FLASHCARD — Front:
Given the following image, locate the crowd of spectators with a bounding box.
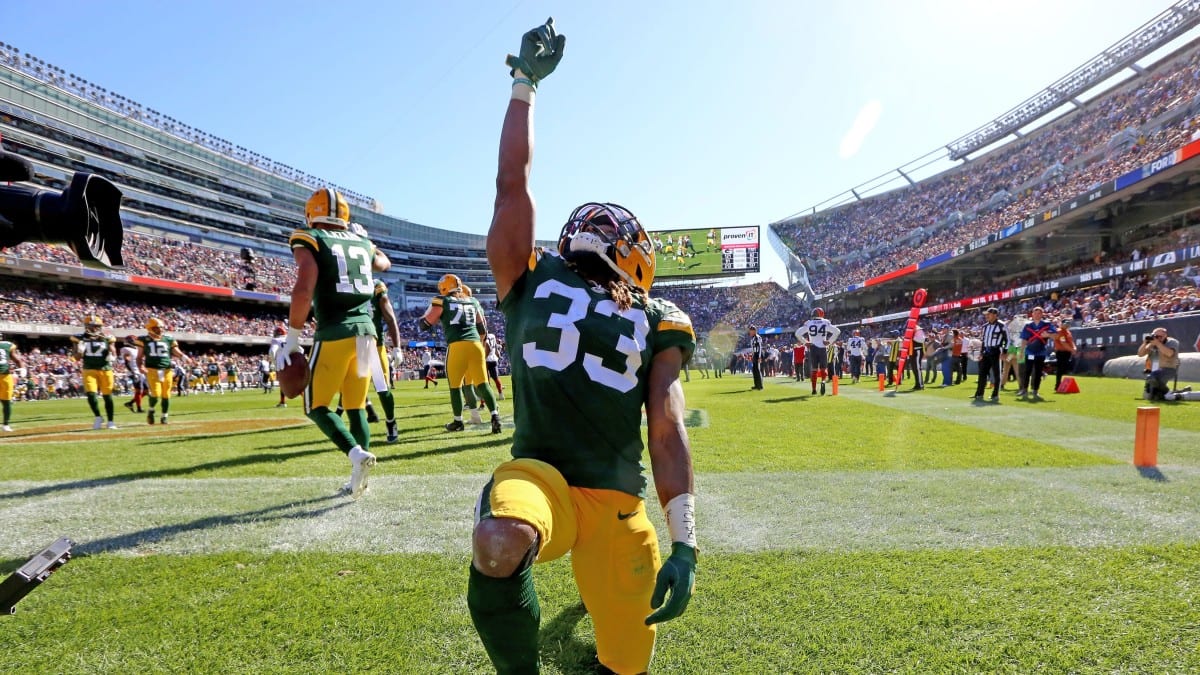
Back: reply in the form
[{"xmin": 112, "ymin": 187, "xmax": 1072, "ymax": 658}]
[
  {"xmin": 774, "ymin": 42, "xmax": 1200, "ymax": 294},
  {"xmin": 8, "ymin": 230, "xmax": 296, "ymax": 293}
]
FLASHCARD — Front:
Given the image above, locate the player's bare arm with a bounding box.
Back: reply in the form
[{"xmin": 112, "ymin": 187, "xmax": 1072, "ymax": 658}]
[
  {"xmin": 486, "ymin": 90, "xmax": 536, "ymax": 302},
  {"xmin": 646, "ymin": 346, "xmax": 695, "ymax": 505},
  {"xmin": 371, "ymin": 245, "xmax": 391, "ymax": 273},
  {"xmin": 419, "ymin": 303, "xmax": 443, "ymax": 331},
  {"xmin": 290, "ymin": 247, "xmax": 318, "ymax": 330},
  {"xmin": 381, "ymin": 297, "xmax": 402, "ymax": 349}
]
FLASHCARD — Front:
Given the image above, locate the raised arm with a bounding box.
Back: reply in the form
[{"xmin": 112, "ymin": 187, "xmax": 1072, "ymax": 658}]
[{"xmin": 487, "ymin": 18, "xmax": 565, "ymax": 302}]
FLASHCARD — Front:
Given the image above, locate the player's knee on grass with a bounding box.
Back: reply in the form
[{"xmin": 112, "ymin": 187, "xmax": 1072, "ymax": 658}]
[{"xmin": 472, "ymin": 517, "xmax": 538, "ymax": 578}]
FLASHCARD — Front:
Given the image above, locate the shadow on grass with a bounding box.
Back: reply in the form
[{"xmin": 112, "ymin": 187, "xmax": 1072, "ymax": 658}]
[
  {"xmin": 1137, "ymin": 466, "xmax": 1168, "ymax": 482},
  {"xmin": 146, "ymin": 425, "xmax": 311, "ymax": 445},
  {"xmin": 541, "ymin": 600, "xmax": 604, "ymax": 674},
  {"xmin": 378, "ymin": 436, "xmax": 511, "ymax": 464},
  {"xmin": 75, "ymin": 493, "xmax": 349, "ymax": 555},
  {"xmin": 0, "ymin": 447, "xmax": 331, "ymax": 502},
  {"xmin": 763, "ymin": 396, "xmax": 811, "ymax": 404}
]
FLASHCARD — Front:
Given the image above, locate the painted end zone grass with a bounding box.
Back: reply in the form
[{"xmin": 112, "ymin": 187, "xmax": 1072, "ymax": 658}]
[{"xmin": 3, "ymin": 547, "xmax": 1198, "ymax": 673}]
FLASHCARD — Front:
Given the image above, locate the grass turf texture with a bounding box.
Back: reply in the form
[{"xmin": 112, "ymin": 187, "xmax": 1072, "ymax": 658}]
[{"xmin": 2, "ymin": 374, "xmax": 1199, "ymax": 672}]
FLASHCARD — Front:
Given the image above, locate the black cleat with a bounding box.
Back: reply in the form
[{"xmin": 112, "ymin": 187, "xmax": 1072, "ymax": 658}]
[
  {"xmin": 386, "ymin": 421, "xmax": 399, "ymax": 443},
  {"xmin": 444, "ymin": 419, "xmax": 465, "ymax": 432},
  {"xmin": 123, "ymin": 400, "xmax": 135, "ymax": 411},
  {"xmin": 147, "ymin": 410, "xmax": 155, "ymax": 425},
  {"xmin": 491, "ymin": 416, "xmax": 502, "ymax": 434},
  {"xmin": 366, "ymin": 409, "xmax": 380, "ymax": 424}
]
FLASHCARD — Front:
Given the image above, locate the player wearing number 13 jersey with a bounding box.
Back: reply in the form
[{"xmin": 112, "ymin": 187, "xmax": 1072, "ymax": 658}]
[
  {"xmin": 282, "ymin": 188, "xmax": 391, "ymax": 500},
  {"xmin": 469, "ymin": 24, "xmax": 698, "ymax": 674}
]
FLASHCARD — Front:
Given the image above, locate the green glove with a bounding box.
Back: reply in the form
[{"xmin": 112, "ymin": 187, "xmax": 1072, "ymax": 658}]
[
  {"xmin": 645, "ymin": 542, "xmax": 697, "ymax": 625},
  {"xmin": 506, "ymin": 17, "xmax": 566, "ymax": 84}
]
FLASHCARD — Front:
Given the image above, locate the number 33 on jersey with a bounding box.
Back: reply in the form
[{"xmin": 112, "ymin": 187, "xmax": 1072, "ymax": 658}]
[{"xmin": 502, "ymin": 249, "xmax": 696, "ymax": 494}]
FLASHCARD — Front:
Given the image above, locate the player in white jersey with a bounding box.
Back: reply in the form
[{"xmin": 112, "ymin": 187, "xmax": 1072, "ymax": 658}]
[
  {"xmin": 484, "ymin": 332, "xmax": 505, "ymax": 400},
  {"xmin": 119, "ymin": 336, "xmax": 147, "ymax": 413},
  {"xmin": 796, "ymin": 307, "xmax": 841, "ymax": 395},
  {"xmin": 267, "ymin": 325, "xmax": 287, "ymax": 407},
  {"xmin": 846, "ymin": 330, "xmax": 867, "ymax": 384}
]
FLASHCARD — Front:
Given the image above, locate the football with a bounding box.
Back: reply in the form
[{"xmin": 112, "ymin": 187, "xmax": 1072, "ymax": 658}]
[{"xmin": 278, "ymin": 356, "xmax": 310, "ymax": 399}]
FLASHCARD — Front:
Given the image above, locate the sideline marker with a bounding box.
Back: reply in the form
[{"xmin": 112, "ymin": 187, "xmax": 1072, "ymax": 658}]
[{"xmin": 1134, "ymin": 406, "xmax": 1160, "ymax": 467}]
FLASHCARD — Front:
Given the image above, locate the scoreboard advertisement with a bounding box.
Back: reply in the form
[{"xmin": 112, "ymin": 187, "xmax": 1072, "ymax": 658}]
[{"xmin": 648, "ymin": 226, "xmax": 760, "ymax": 281}]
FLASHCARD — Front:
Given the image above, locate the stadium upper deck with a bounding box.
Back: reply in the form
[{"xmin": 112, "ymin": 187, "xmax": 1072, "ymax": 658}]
[
  {"xmin": 0, "ymin": 41, "xmax": 496, "ymax": 306},
  {"xmin": 770, "ymin": 1, "xmax": 1200, "ymax": 305}
]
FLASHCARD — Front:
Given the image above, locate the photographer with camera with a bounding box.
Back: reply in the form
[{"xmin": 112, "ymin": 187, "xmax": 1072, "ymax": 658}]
[{"xmin": 1137, "ymin": 327, "xmax": 1180, "ymax": 401}]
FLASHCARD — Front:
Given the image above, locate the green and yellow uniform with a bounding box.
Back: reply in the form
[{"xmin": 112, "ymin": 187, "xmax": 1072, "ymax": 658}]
[
  {"xmin": 433, "ymin": 292, "xmax": 487, "ymax": 388},
  {"xmin": 477, "ymin": 249, "xmax": 695, "ymax": 672},
  {"xmin": 226, "ymin": 362, "xmax": 239, "ymax": 386},
  {"xmin": 138, "ymin": 334, "xmax": 178, "ymax": 399},
  {"xmin": 72, "ymin": 333, "xmax": 116, "ymax": 395},
  {"xmin": 205, "ymin": 361, "xmax": 221, "ymax": 387},
  {"xmin": 289, "ymin": 226, "xmax": 377, "ymax": 412},
  {"xmin": 0, "ymin": 340, "xmax": 16, "ymax": 401},
  {"xmin": 371, "ymin": 280, "xmax": 392, "ymax": 385}
]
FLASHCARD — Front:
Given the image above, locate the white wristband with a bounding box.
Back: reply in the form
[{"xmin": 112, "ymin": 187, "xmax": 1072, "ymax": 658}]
[{"xmin": 664, "ymin": 493, "xmax": 697, "ymax": 548}]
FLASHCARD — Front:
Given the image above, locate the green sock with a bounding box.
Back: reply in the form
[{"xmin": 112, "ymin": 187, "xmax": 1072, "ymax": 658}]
[
  {"xmin": 148, "ymin": 396, "xmax": 158, "ymax": 411},
  {"xmin": 162, "ymin": 398, "xmax": 170, "ymax": 415},
  {"xmin": 306, "ymin": 406, "xmax": 356, "ymax": 453},
  {"xmin": 450, "ymin": 388, "xmax": 463, "ymax": 417},
  {"xmin": 468, "ymin": 565, "xmax": 540, "ymax": 675},
  {"xmin": 475, "ymin": 383, "xmax": 498, "ymax": 414},
  {"xmin": 463, "ymin": 384, "xmax": 478, "ymax": 409},
  {"xmin": 347, "ymin": 408, "xmax": 370, "ymax": 452},
  {"xmin": 377, "ymin": 390, "xmax": 395, "ymax": 422},
  {"xmin": 86, "ymin": 392, "xmax": 101, "ymax": 417},
  {"xmin": 103, "ymin": 395, "xmax": 114, "ymax": 421},
  {"xmin": 2, "ymin": 400, "xmax": 11, "ymax": 424}
]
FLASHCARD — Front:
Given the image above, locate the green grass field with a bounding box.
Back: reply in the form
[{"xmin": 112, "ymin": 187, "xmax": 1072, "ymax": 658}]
[{"xmin": 3, "ymin": 373, "xmax": 1200, "ymax": 673}]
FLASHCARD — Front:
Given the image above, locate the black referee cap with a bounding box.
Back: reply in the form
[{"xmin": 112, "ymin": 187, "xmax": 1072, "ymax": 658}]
[{"xmin": 984, "ymin": 307, "xmax": 999, "ymax": 315}]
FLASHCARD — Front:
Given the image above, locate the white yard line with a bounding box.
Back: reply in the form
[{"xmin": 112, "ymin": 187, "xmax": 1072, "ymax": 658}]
[{"xmin": 4, "ymin": 465, "xmax": 1198, "ymax": 557}]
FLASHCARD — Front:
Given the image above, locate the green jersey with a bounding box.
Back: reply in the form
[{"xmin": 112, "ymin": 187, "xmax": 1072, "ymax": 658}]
[
  {"xmin": 433, "ymin": 293, "xmax": 483, "ymax": 343},
  {"xmin": 289, "ymin": 227, "xmax": 377, "ymax": 342},
  {"xmin": 501, "ymin": 249, "xmax": 696, "ymax": 497},
  {"xmin": 206, "ymin": 362, "xmax": 220, "ymax": 377},
  {"xmin": 226, "ymin": 363, "xmax": 238, "ymax": 377},
  {"xmin": 138, "ymin": 334, "xmax": 177, "ymax": 370},
  {"xmin": 371, "ymin": 279, "xmax": 389, "ymax": 344},
  {"xmin": 72, "ymin": 333, "xmax": 115, "ymax": 371},
  {"xmin": 0, "ymin": 341, "xmax": 15, "ymax": 375}
]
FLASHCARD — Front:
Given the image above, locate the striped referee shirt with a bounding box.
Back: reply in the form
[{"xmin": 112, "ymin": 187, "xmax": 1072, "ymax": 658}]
[{"xmin": 980, "ymin": 321, "xmax": 1008, "ymax": 352}]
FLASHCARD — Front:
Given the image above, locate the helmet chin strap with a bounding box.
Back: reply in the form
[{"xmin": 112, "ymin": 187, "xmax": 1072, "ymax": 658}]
[{"xmin": 567, "ymin": 231, "xmax": 638, "ymax": 289}]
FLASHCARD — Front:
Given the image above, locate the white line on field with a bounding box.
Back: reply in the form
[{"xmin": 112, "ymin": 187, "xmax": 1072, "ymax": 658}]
[{"xmin": 3, "ymin": 465, "xmax": 1198, "ymax": 557}]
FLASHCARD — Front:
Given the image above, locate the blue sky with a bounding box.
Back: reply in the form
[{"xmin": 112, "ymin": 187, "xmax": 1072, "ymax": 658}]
[{"xmin": 5, "ymin": 1, "xmax": 1193, "ymax": 282}]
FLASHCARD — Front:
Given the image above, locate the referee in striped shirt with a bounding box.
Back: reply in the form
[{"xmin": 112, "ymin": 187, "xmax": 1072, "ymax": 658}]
[{"xmin": 973, "ymin": 307, "xmax": 1008, "ymax": 402}]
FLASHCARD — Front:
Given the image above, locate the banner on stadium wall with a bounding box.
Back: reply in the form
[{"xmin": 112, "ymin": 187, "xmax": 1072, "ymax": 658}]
[
  {"xmin": 408, "ymin": 340, "xmax": 439, "ymax": 348},
  {"xmin": 1070, "ymin": 314, "xmax": 1200, "ymax": 374},
  {"xmin": 859, "ymin": 242, "xmax": 1200, "ymax": 325},
  {"xmin": 758, "ymin": 327, "xmax": 787, "ymax": 335},
  {"xmin": 1, "ymin": 254, "xmax": 83, "ymax": 279},
  {"xmin": 836, "ymin": 137, "xmax": 1200, "ymax": 296}
]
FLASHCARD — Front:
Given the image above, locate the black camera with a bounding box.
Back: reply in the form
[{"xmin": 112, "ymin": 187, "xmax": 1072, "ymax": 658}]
[
  {"xmin": 0, "ymin": 149, "xmax": 125, "ymax": 269},
  {"xmin": 1145, "ymin": 334, "xmax": 1154, "ymax": 342},
  {"xmin": 0, "ymin": 537, "xmax": 73, "ymax": 614}
]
